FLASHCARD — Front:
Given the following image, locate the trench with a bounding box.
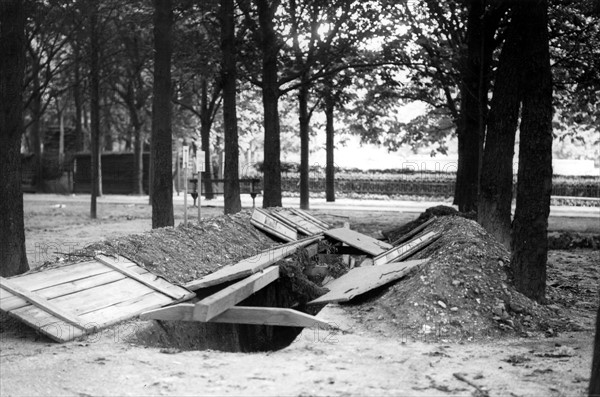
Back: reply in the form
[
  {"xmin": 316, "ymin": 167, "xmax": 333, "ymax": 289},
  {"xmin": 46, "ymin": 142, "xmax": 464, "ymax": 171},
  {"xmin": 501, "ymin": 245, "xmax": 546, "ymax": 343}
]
[{"xmin": 130, "ymin": 262, "xmax": 328, "ymax": 352}]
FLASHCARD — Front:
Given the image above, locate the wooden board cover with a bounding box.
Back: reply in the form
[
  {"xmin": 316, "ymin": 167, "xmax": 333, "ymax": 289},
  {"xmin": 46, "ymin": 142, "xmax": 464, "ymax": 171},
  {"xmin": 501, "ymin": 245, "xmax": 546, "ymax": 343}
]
[
  {"xmin": 308, "ymin": 259, "xmax": 428, "ymax": 304},
  {"xmin": 0, "ymin": 255, "xmax": 195, "ymax": 342},
  {"xmin": 324, "ymin": 228, "xmax": 393, "ymax": 256},
  {"xmin": 271, "ymin": 209, "xmax": 325, "ymax": 235},
  {"xmin": 184, "ymin": 235, "xmax": 322, "ymax": 290},
  {"xmin": 251, "ymin": 208, "xmax": 298, "ymax": 242}
]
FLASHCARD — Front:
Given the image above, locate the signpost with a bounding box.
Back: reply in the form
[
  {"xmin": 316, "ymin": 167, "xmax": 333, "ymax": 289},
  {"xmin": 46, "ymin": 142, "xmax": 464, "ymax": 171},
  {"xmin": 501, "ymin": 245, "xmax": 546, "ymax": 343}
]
[
  {"xmin": 182, "ymin": 145, "xmax": 189, "ymax": 224},
  {"xmin": 196, "ymin": 151, "xmax": 205, "ymax": 222}
]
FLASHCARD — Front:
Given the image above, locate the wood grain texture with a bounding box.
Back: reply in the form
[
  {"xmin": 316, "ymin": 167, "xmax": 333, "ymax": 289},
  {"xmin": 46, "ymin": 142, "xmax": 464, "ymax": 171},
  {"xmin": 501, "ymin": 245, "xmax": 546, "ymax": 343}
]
[
  {"xmin": 374, "ymin": 231, "xmax": 438, "ymax": 266},
  {"xmin": 251, "ymin": 208, "xmax": 297, "ymax": 241},
  {"xmin": 193, "ymin": 266, "xmax": 279, "ymax": 321},
  {"xmin": 309, "ymin": 259, "xmax": 428, "ymax": 304},
  {"xmin": 324, "ymin": 228, "xmax": 393, "ymax": 256}
]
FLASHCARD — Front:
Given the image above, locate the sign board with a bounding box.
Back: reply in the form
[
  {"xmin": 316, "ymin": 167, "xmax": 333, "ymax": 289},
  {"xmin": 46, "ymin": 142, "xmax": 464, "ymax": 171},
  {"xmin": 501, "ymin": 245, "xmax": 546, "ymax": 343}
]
[
  {"xmin": 196, "ymin": 150, "xmax": 205, "ymax": 172},
  {"xmin": 182, "ymin": 145, "xmax": 189, "ymax": 169}
]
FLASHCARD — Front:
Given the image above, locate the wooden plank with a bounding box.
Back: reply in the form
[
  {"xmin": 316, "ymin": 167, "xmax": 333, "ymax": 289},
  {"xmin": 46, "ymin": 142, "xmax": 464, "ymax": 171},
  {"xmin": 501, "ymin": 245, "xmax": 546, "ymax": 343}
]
[
  {"xmin": 78, "ymin": 291, "xmax": 173, "ymax": 327},
  {"xmin": 0, "ymin": 277, "xmax": 89, "ymax": 331},
  {"xmin": 272, "ymin": 209, "xmax": 324, "ymax": 235},
  {"xmin": 96, "ymin": 255, "xmax": 190, "ymax": 300},
  {"xmin": 290, "ymin": 208, "xmax": 330, "ymax": 230},
  {"xmin": 374, "ymin": 231, "xmax": 438, "ymax": 266},
  {"xmin": 391, "ymin": 232, "xmax": 440, "ymax": 263},
  {"xmin": 185, "ymin": 236, "xmax": 321, "ymax": 290},
  {"xmin": 193, "ymin": 267, "xmax": 279, "ymax": 321},
  {"xmin": 141, "ymin": 304, "xmax": 332, "ymax": 329},
  {"xmin": 324, "ymin": 228, "xmax": 393, "ymax": 256},
  {"xmin": 8, "ymin": 306, "xmax": 87, "ymax": 342},
  {"xmin": 391, "ymin": 217, "xmax": 437, "ymax": 246},
  {"xmin": 308, "ymin": 259, "xmax": 428, "ymax": 305},
  {"xmin": 251, "ymin": 209, "xmax": 298, "ymax": 241}
]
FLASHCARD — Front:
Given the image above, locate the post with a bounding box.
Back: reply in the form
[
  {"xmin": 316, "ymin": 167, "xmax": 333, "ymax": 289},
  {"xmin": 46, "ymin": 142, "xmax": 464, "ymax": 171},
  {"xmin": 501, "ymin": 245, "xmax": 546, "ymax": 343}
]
[
  {"xmin": 196, "ymin": 150, "xmax": 204, "ymax": 223},
  {"xmin": 182, "ymin": 145, "xmax": 188, "ymax": 224}
]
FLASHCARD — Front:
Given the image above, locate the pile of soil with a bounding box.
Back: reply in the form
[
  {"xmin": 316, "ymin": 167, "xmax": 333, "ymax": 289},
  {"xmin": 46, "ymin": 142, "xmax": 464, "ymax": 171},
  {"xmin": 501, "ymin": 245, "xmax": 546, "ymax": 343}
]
[
  {"xmin": 55, "ymin": 210, "xmax": 278, "ymax": 285},
  {"xmin": 348, "ymin": 216, "xmax": 593, "ymax": 342}
]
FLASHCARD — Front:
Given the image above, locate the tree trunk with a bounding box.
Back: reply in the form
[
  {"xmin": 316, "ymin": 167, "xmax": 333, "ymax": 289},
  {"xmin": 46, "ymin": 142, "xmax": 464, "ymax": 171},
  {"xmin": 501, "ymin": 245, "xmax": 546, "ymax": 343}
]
[
  {"xmin": 221, "ymin": 0, "xmax": 241, "ymax": 214},
  {"xmin": 58, "ymin": 109, "xmax": 65, "ymax": 168},
  {"xmin": 257, "ymin": 0, "xmax": 282, "ymax": 208},
  {"xmin": 478, "ymin": 4, "xmax": 523, "ymax": 249},
  {"xmin": 455, "ymin": 0, "xmax": 494, "ymax": 213},
  {"xmin": 0, "ymin": 0, "xmax": 29, "ymax": 276},
  {"xmin": 31, "ymin": 55, "xmax": 43, "ymax": 192},
  {"xmin": 200, "ymin": 78, "xmax": 214, "ymax": 200},
  {"xmin": 73, "ymin": 46, "xmax": 83, "ymax": 152},
  {"xmin": 298, "ymin": 76, "xmax": 310, "ymax": 210},
  {"xmin": 591, "ymin": 304, "xmax": 600, "ymax": 397},
  {"xmin": 133, "ymin": 121, "xmax": 144, "ymax": 195},
  {"xmin": 510, "ymin": 0, "xmax": 553, "ymax": 303},
  {"xmin": 325, "ymin": 89, "xmax": 335, "ymax": 202},
  {"xmin": 150, "ymin": 0, "xmax": 174, "ymax": 228},
  {"xmin": 89, "ymin": 2, "xmax": 100, "ymax": 219}
]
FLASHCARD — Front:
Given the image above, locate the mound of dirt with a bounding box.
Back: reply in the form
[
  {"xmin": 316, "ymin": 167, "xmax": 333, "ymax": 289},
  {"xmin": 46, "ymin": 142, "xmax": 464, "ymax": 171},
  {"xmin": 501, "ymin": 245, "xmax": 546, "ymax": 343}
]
[
  {"xmin": 381, "ymin": 205, "xmax": 475, "ymax": 242},
  {"xmin": 348, "ymin": 216, "xmax": 582, "ymax": 342}
]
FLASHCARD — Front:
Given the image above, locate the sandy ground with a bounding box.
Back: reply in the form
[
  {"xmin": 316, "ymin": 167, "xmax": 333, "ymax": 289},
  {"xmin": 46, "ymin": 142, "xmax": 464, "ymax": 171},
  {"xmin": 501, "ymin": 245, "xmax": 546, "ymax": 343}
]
[{"xmin": 0, "ymin": 194, "xmax": 598, "ymax": 396}]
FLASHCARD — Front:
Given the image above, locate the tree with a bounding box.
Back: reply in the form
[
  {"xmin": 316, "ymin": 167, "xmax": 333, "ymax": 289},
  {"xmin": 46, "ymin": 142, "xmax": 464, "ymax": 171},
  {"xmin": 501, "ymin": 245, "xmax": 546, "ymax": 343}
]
[
  {"xmin": 89, "ymin": 1, "xmax": 101, "ymax": 219},
  {"xmin": 151, "ymin": 0, "xmax": 175, "ymax": 227},
  {"xmin": 221, "ymin": 0, "xmax": 242, "ymax": 214},
  {"xmin": 0, "ymin": 0, "xmax": 30, "ymax": 276},
  {"xmin": 510, "ymin": 0, "xmax": 553, "ymax": 302},
  {"xmin": 478, "ymin": 3, "xmax": 523, "ymax": 249}
]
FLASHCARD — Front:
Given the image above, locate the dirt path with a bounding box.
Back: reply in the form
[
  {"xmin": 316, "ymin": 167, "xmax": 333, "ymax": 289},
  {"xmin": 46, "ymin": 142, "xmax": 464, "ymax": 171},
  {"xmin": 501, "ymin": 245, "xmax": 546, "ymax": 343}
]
[{"xmin": 0, "ymin": 305, "xmax": 594, "ymax": 396}]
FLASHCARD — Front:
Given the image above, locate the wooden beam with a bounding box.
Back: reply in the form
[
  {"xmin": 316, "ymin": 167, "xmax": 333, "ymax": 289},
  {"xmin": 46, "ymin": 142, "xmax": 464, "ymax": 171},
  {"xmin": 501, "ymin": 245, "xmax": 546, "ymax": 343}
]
[
  {"xmin": 96, "ymin": 255, "xmax": 190, "ymax": 300},
  {"xmin": 251, "ymin": 208, "xmax": 298, "ymax": 241},
  {"xmin": 193, "ymin": 266, "xmax": 279, "ymax": 321},
  {"xmin": 290, "ymin": 208, "xmax": 330, "ymax": 230},
  {"xmin": 374, "ymin": 231, "xmax": 439, "ymax": 266},
  {"xmin": 324, "ymin": 228, "xmax": 393, "ymax": 256},
  {"xmin": 184, "ymin": 236, "xmax": 322, "ymax": 290},
  {"xmin": 141, "ymin": 304, "xmax": 332, "ymax": 329},
  {"xmin": 0, "ymin": 277, "xmax": 89, "ymax": 331}
]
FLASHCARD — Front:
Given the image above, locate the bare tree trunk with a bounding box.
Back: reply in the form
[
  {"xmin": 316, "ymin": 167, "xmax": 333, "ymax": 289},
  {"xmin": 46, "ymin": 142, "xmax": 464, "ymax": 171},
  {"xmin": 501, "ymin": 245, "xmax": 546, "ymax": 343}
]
[
  {"xmin": 511, "ymin": 0, "xmax": 553, "ymax": 303},
  {"xmin": 200, "ymin": 78, "xmax": 214, "ymax": 200},
  {"xmin": 221, "ymin": 0, "xmax": 241, "ymax": 214},
  {"xmin": 151, "ymin": 0, "xmax": 174, "ymax": 228},
  {"xmin": 478, "ymin": 4, "xmax": 523, "ymax": 249},
  {"xmin": 73, "ymin": 46, "xmax": 84, "ymax": 152},
  {"xmin": 0, "ymin": 0, "xmax": 29, "ymax": 276},
  {"xmin": 325, "ymin": 90, "xmax": 335, "ymax": 202},
  {"xmin": 89, "ymin": 2, "xmax": 100, "ymax": 219},
  {"xmin": 133, "ymin": 122, "xmax": 144, "ymax": 195},
  {"xmin": 257, "ymin": 0, "xmax": 282, "ymax": 208},
  {"xmin": 298, "ymin": 76, "xmax": 310, "ymax": 210},
  {"xmin": 31, "ymin": 55, "xmax": 44, "ymax": 192}
]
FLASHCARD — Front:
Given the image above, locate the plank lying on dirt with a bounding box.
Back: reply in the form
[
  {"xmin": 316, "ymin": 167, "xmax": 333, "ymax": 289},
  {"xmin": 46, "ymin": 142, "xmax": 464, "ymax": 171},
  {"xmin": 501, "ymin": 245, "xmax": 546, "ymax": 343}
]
[
  {"xmin": 308, "ymin": 259, "xmax": 428, "ymax": 305},
  {"xmin": 391, "ymin": 217, "xmax": 437, "ymax": 246},
  {"xmin": 0, "ymin": 277, "xmax": 89, "ymax": 331},
  {"xmin": 324, "ymin": 228, "xmax": 393, "ymax": 256},
  {"xmin": 0, "ymin": 256, "xmax": 195, "ymax": 343},
  {"xmin": 185, "ymin": 235, "xmax": 322, "ymax": 290},
  {"xmin": 374, "ymin": 231, "xmax": 439, "ymax": 266},
  {"xmin": 251, "ymin": 208, "xmax": 298, "ymax": 242},
  {"xmin": 141, "ymin": 304, "xmax": 332, "ymax": 329},
  {"xmin": 270, "ymin": 208, "xmax": 327, "ymax": 235},
  {"xmin": 193, "ymin": 266, "xmax": 280, "ymax": 321}
]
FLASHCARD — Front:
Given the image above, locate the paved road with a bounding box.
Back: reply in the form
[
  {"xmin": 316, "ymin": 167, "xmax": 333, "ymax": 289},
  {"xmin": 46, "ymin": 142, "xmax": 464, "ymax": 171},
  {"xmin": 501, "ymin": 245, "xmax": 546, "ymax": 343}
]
[{"xmin": 24, "ymin": 193, "xmax": 600, "ymax": 219}]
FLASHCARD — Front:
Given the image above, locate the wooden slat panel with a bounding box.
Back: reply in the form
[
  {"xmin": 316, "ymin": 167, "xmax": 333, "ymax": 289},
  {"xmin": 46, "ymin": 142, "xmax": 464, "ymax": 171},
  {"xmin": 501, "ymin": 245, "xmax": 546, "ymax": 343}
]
[
  {"xmin": 141, "ymin": 304, "xmax": 332, "ymax": 329},
  {"xmin": 290, "ymin": 208, "xmax": 330, "ymax": 230},
  {"xmin": 0, "ymin": 277, "xmax": 88, "ymax": 331},
  {"xmin": 3, "ymin": 261, "xmax": 110, "ymax": 292},
  {"xmin": 309, "ymin": 259, "xmax": 428, "ymax": 304},
  {"xmin": 8, "ymin": 306, "xmax": 87, "ymax": 342},
  {"xmin": 78, "ymin": 291, "xmax": 173, "ymax": 327},
  {"xmin": 274, "ymin": 209, "xmax": 325, "ymax": 235},
  {"xmin": 185, "ymin": 236, "xmax": 321, "ymax": 290},
  {"xmin": 193, "ymin": 267, "xmax": 279, "ymax": 321},
  {"xmin": 324, "ymin": 228, "xmax": 393, "ymax": 256},
  {"xmin": 96, "ymin": 255, "xmax": 190, "ymax": 300},
  {"xmin": 1, "ymin": 267, "xmax": 151, "ymax": 312},
  {"xmin": 373, "ymin": 231, "xmax": 438, "ymax": 266},
  {"xmin": 251, "ymin": 209, "xmax": 297, "ymax": 242}
]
